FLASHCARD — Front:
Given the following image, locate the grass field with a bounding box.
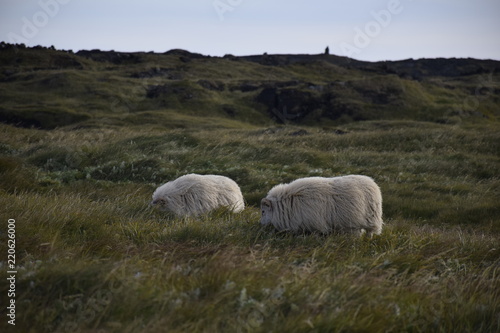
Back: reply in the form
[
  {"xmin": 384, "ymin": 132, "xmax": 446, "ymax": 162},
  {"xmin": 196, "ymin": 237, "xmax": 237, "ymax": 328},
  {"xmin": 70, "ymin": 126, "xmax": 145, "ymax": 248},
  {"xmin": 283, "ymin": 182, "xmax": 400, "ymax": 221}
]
[
  {"xmin": 0, "ymin": 46, "xmax": 499, "ymax": 332},
  {"xmin": 1, "ymin": 118, "xmax": 499, "ymax": 332}
]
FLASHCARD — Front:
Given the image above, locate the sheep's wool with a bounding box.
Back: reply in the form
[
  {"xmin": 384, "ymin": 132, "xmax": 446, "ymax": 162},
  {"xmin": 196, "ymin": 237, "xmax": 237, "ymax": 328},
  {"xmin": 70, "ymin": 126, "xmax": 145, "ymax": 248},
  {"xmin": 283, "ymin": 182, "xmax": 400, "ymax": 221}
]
[
  {"xmin": 152, "ymin": 174, "xmax": 245, "ymax": 216},
  {"xmin": 261, "ymin": 175, "xmax": 383, "ymax": 235}
]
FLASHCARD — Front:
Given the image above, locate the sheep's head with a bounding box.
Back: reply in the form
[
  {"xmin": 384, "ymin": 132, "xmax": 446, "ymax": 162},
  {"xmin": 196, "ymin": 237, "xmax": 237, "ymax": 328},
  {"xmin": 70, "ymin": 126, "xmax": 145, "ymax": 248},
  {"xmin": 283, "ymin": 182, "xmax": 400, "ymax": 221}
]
[
  {"xmin": 151, "ymin": 198, "xmax": 168, "ymax": 210},
  {"xmin": 260, "ymin": 198, "xmax": 273, "ymax": 226}
]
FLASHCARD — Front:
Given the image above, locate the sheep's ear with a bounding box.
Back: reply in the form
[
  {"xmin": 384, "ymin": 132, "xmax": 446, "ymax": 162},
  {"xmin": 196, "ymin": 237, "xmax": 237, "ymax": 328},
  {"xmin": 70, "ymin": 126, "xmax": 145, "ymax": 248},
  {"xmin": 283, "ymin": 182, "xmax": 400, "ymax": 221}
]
[{"xmin": 261, "ymin": 198, "xmax": 271, "ymax": 209}]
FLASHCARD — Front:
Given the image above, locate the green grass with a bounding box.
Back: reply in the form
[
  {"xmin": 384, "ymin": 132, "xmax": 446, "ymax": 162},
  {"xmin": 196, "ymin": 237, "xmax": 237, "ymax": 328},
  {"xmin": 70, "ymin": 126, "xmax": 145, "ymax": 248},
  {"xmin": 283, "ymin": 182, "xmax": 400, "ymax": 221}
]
[
  {"xmin": 0, "ymin": 46, "xmax": 499, "ymax": 332},
  {"xmin": 1, "ymin": 47, "xmax": 499, "ymax": 130},
  {"xmin": 0, "ymin": 118, "xmax": 499, "ymax": 333}
]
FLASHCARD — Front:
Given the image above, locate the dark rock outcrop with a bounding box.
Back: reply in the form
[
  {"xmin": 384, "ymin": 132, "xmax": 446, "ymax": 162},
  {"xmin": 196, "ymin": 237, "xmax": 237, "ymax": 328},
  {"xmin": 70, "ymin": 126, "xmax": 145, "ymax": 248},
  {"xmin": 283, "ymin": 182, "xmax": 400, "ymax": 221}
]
[
  {"xmin": 76, "ymin": 49, "xmax": 143, "ymax": 64},
  {"xmin": 256, "ymin": 86, "xmax": 319, "ymax": 122}
]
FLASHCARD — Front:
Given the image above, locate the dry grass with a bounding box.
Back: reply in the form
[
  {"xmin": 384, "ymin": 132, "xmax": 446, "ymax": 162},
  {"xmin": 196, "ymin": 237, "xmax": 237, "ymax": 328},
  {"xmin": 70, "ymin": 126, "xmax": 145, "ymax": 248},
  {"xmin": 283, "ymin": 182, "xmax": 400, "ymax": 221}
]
[{"xmin": 0, "ymin": 118, "xmax": 499, "ymax": 332}]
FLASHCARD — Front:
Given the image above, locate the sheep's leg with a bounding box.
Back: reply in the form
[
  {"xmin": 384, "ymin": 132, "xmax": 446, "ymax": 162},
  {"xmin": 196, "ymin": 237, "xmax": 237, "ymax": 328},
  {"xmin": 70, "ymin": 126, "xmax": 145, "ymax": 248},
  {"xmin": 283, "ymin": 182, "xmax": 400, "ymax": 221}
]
[
  {"xmin": 364, "ymin": 220, "xmax": 383, "ymax": 237},
  {"xmin": 355, "ymin": 229, "xmax": 366, "ymax": 237}
]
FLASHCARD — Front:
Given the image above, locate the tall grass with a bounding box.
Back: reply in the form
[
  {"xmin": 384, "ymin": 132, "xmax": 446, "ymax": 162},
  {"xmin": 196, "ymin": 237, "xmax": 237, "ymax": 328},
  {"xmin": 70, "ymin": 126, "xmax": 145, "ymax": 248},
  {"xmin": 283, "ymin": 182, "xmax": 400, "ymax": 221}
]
[{"xmin": 0, "ymin": 119, "xmax": 499, "ymax": 332}]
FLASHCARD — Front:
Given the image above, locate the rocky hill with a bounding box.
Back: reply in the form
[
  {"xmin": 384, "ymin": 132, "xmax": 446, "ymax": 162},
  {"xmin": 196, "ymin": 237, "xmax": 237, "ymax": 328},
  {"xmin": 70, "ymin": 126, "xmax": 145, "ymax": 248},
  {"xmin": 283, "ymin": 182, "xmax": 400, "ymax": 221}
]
[{"xmin": 1, "ymin": 42, "xmax": 499, "ymax": 129}]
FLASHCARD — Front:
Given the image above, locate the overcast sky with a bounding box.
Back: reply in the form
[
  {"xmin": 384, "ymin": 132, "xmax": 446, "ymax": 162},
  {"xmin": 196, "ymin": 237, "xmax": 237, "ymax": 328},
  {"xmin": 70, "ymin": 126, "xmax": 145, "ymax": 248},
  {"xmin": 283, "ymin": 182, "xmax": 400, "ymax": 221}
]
[{"xmin": 1, "ymin": 0, "xmax": 499, "ymax": 62}]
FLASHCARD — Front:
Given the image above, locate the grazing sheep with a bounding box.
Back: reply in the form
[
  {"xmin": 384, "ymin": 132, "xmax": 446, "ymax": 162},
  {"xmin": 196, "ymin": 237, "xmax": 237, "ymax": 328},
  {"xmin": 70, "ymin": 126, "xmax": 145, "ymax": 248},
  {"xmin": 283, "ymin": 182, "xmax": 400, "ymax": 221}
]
[
  {"xmin": 151, "ymin": 174, "xmax": 245, "ymax": 216},
  {"xmin": 260, "ymin": 175, "xmax": 383, "ymax": 236}
]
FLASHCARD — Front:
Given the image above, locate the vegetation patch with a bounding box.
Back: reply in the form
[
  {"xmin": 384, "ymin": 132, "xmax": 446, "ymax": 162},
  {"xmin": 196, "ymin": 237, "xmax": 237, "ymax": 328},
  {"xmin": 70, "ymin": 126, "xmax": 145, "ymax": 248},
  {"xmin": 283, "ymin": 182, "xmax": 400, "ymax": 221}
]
[{"xmin": 0, "ymin": 45, "xmax": 498, "ymax": 332}]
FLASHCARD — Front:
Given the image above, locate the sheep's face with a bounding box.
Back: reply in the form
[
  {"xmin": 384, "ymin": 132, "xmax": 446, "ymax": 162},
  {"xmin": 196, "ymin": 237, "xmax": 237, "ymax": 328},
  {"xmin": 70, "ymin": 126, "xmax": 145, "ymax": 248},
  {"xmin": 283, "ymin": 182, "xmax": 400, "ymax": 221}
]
[
  {"xmin": 260, "ymin": 198, "xmax": 273, "ymax": 225},
  {"xmin": 151, "ymin": 198, "xmax": 168, "ymax": 211}
]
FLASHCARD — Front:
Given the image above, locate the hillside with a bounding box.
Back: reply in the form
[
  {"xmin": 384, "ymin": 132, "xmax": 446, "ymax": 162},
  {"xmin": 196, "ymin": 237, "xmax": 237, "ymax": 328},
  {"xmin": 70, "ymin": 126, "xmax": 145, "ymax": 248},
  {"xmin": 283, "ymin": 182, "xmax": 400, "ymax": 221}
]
[
  {"xmin": 0, "ymin": 43, "xmax": 499, "ymax": 129},
  {"xmin": 0, "ymin": 43, "xmax": 499, "ymax": 333}
]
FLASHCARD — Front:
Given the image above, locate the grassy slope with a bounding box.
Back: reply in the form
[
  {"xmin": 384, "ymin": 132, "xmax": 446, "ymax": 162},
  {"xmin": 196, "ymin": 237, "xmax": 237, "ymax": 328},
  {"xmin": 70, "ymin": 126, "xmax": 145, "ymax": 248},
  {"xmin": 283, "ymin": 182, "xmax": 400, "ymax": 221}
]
[
  {"xmin": 1, "ymin": 47, "xmax": 499, "ymax": 128},
  {"xmin": 0, "ymin": 47, "xmax": 499, "ymax": 332},
  {"xmin": 1, "ymin": 120, "xmax": 499, "ymax": 332}
]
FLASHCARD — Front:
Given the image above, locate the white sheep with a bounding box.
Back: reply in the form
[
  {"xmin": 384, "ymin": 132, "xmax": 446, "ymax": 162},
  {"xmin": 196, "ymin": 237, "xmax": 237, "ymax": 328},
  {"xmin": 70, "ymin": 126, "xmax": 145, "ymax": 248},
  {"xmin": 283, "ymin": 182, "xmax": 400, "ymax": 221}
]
[
  {"xmin": 151, "ymin": 174, "xmax": 245, "ymax": 216},
  {"xmin": 260, "ymin": 175, "xmax": 383, "ymax": 235}
]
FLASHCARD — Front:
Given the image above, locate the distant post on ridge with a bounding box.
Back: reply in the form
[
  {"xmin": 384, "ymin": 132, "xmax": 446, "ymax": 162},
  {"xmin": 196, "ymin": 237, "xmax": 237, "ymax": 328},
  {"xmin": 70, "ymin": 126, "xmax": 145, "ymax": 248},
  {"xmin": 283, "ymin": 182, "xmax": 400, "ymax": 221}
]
[{"xmin": 325, "ymin": 46, "xmax": 330, "ymax": 55}]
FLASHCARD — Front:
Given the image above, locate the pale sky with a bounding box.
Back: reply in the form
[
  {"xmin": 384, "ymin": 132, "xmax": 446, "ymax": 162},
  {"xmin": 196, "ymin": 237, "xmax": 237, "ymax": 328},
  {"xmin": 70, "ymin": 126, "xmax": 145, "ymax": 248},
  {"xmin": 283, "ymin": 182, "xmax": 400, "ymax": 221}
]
[{"xmin": 1, "ymin": 0, "xmax": 499, "ymax": 61}]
